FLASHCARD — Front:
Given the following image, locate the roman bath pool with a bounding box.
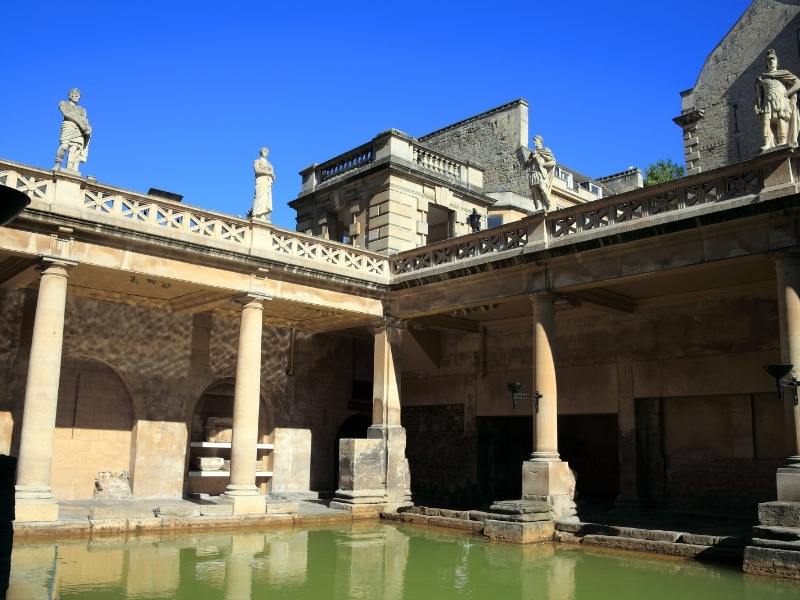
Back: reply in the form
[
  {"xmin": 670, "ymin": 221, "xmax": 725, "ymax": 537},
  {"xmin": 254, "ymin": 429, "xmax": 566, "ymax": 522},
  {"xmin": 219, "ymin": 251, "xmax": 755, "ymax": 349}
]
[{"xmin": 7, "ymin": 523, "xmax": 799, "ymax": 599}]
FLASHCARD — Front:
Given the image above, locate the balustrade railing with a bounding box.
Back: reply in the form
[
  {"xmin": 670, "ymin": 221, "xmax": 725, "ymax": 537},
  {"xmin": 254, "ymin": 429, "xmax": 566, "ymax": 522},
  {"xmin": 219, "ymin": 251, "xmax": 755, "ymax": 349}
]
[
  {"xmin": 412, "ymin": 145, "xmax": 462, "ymax": 180},
  {"xmin": 319, "ymin": 146, "xmax": 374, "ymax": 182},
  {"xmin": 0, "ymin": 160, "xmax": 389, "ymax": 280},
  {"xmin": 391, "ymin": 153, "xmax": 776, "ymax": 276}
]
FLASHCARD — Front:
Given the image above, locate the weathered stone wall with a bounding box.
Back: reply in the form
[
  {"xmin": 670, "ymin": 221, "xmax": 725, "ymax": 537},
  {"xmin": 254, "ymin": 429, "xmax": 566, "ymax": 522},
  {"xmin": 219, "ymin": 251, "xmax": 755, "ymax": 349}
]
[
  {"xmin": 677, "ymin": 0, "xmax": 800, "ymax": 172},
  {"xmin": 0, "ymin": 288, "xmax": 361, "ymax": 499},
  {"xmin": 401, "ymin": 283, "xmax": 782, "ymax": 512},
  {"xmin": 421, "ymin": 100, "xmax": 530, "ymax": 197}
]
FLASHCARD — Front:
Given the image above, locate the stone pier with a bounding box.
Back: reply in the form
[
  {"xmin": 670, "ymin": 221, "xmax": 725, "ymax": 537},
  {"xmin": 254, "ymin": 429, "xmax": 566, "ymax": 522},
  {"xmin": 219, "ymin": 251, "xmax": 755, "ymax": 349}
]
[{"xmin": 331, "ymin": 317, "xmax": 412, "ymax": 514}]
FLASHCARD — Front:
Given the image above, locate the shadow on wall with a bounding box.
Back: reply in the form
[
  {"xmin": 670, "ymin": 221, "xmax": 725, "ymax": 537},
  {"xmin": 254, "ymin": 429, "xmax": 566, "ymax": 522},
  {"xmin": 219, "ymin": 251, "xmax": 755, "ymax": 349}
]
[{"xmin": 0, "ymin": 455, "xmax": 14, "ymax": 599}]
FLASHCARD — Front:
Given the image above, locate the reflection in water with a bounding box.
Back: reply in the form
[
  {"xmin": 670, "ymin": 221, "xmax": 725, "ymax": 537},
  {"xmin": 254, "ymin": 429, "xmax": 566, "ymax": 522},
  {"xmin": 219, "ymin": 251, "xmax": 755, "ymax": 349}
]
[{"xmin": 8, "ymin": 523, "xmax": 800, "ymax": 599}]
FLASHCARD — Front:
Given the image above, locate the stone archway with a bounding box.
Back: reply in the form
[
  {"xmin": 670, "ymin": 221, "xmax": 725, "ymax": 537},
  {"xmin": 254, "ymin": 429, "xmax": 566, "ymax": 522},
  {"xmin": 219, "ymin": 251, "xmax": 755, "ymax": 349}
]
[{"xmin": 52, "ymin": 357, "xmax": 134, "ymax": 500}]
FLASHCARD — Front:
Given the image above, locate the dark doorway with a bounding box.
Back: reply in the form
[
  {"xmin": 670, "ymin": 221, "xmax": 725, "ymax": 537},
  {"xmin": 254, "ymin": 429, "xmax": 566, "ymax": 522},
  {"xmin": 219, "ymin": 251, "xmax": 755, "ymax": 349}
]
[
  {"xmin": 477, "ymin": 416, "xmax": 531, "ymax": 507},
  {"xmin": 558, "ymin": 414, "xmax": 619, "ymax": 501}
]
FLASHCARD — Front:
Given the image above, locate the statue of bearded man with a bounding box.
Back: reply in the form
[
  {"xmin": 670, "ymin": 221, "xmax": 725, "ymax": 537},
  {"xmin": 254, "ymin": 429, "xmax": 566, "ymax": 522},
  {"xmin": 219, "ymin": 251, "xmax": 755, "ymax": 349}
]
[
  {"xmin": 54, "ymin": 88, "xmax": 92, "ymax": 172},
  {"xmin": 755, "ymin": 49, "xmax": 800, "ymax": 151}
]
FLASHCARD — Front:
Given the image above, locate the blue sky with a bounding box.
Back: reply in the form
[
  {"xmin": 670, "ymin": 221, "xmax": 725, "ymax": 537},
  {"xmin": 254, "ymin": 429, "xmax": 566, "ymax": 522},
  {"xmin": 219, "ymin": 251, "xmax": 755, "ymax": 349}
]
[{"xmin": 2, "ymin": 0, "xmax": 752, "ymax": 229}]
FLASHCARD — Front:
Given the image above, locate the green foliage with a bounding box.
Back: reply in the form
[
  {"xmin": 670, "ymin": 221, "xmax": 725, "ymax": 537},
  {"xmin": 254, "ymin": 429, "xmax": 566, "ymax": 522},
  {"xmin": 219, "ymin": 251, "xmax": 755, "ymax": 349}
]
[{"xmin": 643, "ymin": 159, "xmax": 685, "ymax": 186}]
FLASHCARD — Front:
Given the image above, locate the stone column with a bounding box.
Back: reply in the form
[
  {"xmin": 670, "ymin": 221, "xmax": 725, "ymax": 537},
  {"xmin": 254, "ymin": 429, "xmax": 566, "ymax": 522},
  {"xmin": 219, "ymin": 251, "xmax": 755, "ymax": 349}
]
[
  {"xmin": 531, "ymin": 293, "xmax": 559, "ymax": 461},
  {"xmin": 521, "ymin": 293, "xmax": 576, "ymax": 519},
  {"xmin": 367, "ymin": 317, "xmax": 411, "ymax": 510},
  {"xmin": 775, "ymin": 254, "xmax": 800, "ymax": 501},
  {"xmin": 332, "ymin": 317, "xmax": 411, "ymax": 513},
  {"xmin": 15, "ymin": 259, "xmax": 74, "ymax": 522},
  {"xmin": 220, "ymin": 294, "xmax": 267, "ymax": 515}
]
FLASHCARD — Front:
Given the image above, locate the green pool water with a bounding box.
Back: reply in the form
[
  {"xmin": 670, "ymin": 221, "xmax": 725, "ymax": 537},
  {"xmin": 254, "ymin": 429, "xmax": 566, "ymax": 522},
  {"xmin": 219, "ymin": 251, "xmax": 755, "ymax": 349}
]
[{"xmin": 8, "ymin": 523, "xmax": 799, "ymax": 599}]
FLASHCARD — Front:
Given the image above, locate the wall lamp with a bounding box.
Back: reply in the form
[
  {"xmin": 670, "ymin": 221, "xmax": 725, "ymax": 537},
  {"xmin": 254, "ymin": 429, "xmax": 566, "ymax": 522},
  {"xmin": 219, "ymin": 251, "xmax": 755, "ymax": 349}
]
[
  {"xmin": 764, "ymin": 364, "xmax": 799, "ymax": 406},
  {"xmin": 0, "ymin": 185, "xmax": 31, "ymax": 226},
  {"xmin": 506, "ymin": 382, "xmax": 543, "ymax": 412}
]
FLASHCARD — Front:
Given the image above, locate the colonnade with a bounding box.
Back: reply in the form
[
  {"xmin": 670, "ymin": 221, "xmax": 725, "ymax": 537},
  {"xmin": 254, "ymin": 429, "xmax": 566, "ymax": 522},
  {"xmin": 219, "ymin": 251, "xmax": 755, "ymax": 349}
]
[{"xmin": 13, "ymin": 251, "xmax": 800, "ymax": 521}]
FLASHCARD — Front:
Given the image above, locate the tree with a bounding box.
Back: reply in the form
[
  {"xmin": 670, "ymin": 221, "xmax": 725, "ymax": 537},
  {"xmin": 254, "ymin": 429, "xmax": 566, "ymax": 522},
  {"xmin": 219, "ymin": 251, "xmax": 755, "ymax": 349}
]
[{"xmin": 643, "ymin": 159, "xmax": 685, "ymax": 186}]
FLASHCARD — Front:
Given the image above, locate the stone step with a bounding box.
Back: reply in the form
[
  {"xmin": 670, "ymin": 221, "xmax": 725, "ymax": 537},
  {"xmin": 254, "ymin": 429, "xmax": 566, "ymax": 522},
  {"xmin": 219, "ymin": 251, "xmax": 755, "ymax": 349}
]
[
  {"xmin": 752, "ymin": 525, "xmax": 800, "ymax": 542},
  {"xmin": 581, "ymin": 535, "xmax": 741, "ymax": 562},
  {"xmin": 752, "ymin": 537, "xmax": 800, "ymax": 552},
  {"xmin": 758, "ymin": 501, "xmax": 800, "ymax": 528},
  {"xmin": 469, "ymin": 510, "xmax": 550, "ymax": 523},
  {"xmin": 489, "ymin": 500, "xmax": 553, "ymax": 515}
]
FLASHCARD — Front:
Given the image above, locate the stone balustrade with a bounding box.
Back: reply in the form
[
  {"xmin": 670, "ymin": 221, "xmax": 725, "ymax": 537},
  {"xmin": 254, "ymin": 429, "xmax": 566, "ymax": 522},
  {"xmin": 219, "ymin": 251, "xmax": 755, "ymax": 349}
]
[
  {"xmin": 0, "ymin": 159, "xmax": 390, "ymax": 283},
  {"xmin": 299, "ymin": 130, "xmax": 484, "ymax": 195},
  {"xmin": 390, "ymin": 148, "xmax": 799, "ymax": 278},
  {"xmin": 411, "ymin": 145, "xmax": 462, "ymax": 180},
  {"xmin": 3, "ymin": 147, "xmax": 796, "ymax": 285}
]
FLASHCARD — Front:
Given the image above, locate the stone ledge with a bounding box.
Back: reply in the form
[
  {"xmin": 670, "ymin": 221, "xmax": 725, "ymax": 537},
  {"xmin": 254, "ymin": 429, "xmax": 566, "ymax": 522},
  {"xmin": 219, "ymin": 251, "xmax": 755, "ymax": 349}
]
[
  {"xmin": 758, "ymin": 502, "xmax": 800, "ymax": 528},
  {"xmin": 743, "ymin": 545, "xmax": 800, "ymax": 579},
  {"xmin": 483, "ymin": 519, "xmax": 554, "ymax": 543},
  {"xmin": 580, "ymin": 535, "xmax": 741, "ymax": 563}
]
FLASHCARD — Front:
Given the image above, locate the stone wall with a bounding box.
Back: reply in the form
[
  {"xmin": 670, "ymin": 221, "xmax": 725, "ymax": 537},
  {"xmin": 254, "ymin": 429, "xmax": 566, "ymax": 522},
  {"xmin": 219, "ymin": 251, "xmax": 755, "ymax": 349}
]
[
  {"xmin": 421, "ymin": 99, "xmax": 531, "ymax": 197},
  {"xmin": 0, "ymin": 288, "xmax": 362, "ymax": 500},
  {"xmin": 400, "ymin": 283, "xmax": 783, "ymax": 512},
  {"xmin": 676, "ymin": 0, "xmax": 800, "ymax": 173}
]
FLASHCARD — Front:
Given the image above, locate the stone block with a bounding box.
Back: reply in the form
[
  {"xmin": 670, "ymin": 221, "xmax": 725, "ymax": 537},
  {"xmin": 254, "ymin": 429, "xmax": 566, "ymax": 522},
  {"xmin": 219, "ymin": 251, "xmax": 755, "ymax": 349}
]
[
  {"xmin": 14, "ymin": 501, "xmax": 59, "ymax": 523},
  {"xmin": 219, "ymin": 494, "xmax": 266, "ymax": 516},
  {"xmin": 482, "ymin": 519, "xmax": 554, "ymax": 543},
  {"xmin": 743, "ymin": 545, "xmax": 800, "ymax": 579},
  {"xmin": 427, "ymin": 516, "xmax": 484, "ymax": 533},
  {"xmin": 337, "ymin": 438, "xmax": 384, "ymax": 492},
  {"xmin": 489, "ymin": 499, "xmax": 552, "ymax": 514},
  {"xmin": 758, "ymin": 501, "xmax": 800, "ymax": 528},
  {"xmin": 328, "ymin": 502, "xmax": 381, "ymax": 519},
  {"xmin": 777, "ymin": 467, "xmax": 800, "ymax": 502},
  {"xmin": 612, "ymin": 527, "xmax": 681, "ymax": 543},
  {"xmin": 521, "ymin": 460, "xmax": 575, "ymax": 499},
  {"xmin": 154, "ymin": 504, "xmax": 201, "ymax": 517},
  {"xmin": 265, "ymin": 501, "xmax": 298, "ymax": 515},
  {"xmin": 272, "ymin": 428, "xmax": 312, "ymax": 495}
]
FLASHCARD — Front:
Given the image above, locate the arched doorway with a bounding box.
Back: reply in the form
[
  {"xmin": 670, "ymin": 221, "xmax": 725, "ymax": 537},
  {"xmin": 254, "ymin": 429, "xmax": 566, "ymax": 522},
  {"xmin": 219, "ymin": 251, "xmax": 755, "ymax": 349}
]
[
  {"xmin": 187, "ymin": 379, "xmax": 274, "ymax": 496},
  {"xmin": 52, "ymin": 357, "xmax": 134, "ymax": 499}
]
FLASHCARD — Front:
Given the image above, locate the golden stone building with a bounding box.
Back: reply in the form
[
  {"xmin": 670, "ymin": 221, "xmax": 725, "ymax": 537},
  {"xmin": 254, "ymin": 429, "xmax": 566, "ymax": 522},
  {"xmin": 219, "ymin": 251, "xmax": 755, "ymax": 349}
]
[{"xmin": 2, "ymin": 88, "xmax": 800, "ymax": 580}]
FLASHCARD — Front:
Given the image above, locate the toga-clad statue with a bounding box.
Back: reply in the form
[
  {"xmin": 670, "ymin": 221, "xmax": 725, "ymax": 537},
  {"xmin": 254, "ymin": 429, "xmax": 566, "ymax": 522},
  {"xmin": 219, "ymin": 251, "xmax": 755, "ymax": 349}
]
[
  {"xmin": 252, "ymin": 147, "xmax": 275, "ymax": 222},
  {"xmin": 755, "ymin": 49, "xmax": 800, "ymax": 152},
  {"xmin": 54, "ymin": 88, "xmax": 92, "ymax": 172},
  {"xmin": 525, "ymin": 134, "xmax": 556, "ymax": 212}
]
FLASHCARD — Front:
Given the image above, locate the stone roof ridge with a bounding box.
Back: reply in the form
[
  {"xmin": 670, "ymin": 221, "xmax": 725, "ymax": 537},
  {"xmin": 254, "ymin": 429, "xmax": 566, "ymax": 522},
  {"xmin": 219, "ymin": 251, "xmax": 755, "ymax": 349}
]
[
  {"xmin": 418, "ymin": 99, "xmax": 529, "ymax": 141},
  {"xmin": 596, "ymin": 166, "xmax": 641, "ymax": 181}
]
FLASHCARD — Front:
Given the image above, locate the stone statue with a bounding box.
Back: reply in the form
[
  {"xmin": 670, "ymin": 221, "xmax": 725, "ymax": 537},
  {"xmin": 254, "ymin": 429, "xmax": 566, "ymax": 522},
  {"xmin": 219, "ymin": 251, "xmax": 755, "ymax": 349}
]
[
  {"xmin": 467, "ymin": 208, "xmax": 481, "ymax": 233},
  {"xmin": 526, "ymin": 135, "xmax": 556, "ymax": 211},
  {"xmin": 252, "ymin": 147, "xmax": 275, "ymax": 222},
  {"xmin": 755, "ymin": 49, "xmax": 800, "ymax": 152},
  {"xmin": 54, "ymin": 88, "xmax": 91, "ymax": 172}
]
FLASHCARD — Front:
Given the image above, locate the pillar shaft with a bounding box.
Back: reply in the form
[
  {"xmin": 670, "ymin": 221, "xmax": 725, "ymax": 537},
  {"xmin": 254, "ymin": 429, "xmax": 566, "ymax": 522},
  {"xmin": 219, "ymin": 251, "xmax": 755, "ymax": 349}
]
[
  {"xmin": 15, "ymin": 260, "xmax": 72, "ymax": 501},
  {"xmin": 226, "ymin": 296, "xmax": 264, "ymax": 495},
  {"xmin": 775, "ymin": 255, "xmax": 800, "ymax": 463},
  {"xmin": 372, "ymin": 319, "xmax": 404, "ymax": 427},
  {"xmin": 531, "ymin": 293, "xmax": 559, "ymax": 461}
]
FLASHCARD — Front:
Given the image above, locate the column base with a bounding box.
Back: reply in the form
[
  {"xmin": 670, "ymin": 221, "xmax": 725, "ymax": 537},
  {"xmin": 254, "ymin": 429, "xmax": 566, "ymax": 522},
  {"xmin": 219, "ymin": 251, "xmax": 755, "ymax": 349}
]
[
  {"xmin": 219, "ymin": 492, "xmax": 266, "ymax": 516},
  {"xmin": 14, "ymin": 498, "xmax": 59, "ymax": 522},
  {"xmin": 777, "ymin": 464, "xmax": 800, "ymax": 502},
  {"xmin": 521, "ymin": 459, "xmax": 577, "ymax": 520}
]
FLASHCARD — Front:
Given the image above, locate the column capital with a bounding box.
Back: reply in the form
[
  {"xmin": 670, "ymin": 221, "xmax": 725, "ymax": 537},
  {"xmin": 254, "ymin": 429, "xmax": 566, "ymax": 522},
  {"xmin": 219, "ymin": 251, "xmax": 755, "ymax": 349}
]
[
  {"xmin": 234, "ymin": 292, "xmax": 271, "ymax": 309},
  {"xmin": 529, "ymin": 291, "xmax": 556, "ymax": 307},
  {"xmin": 371, "ymin": 315, "xmax": 407, "ymax": 334},
  {"xmin": 37, "ymin": 256, "xmax": 77, "ymax": 275}
]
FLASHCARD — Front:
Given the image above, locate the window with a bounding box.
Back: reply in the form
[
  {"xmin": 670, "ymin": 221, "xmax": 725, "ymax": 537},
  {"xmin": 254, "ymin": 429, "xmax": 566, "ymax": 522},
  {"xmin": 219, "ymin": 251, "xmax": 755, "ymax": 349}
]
[{"xmin": 487, "ymin": 216, "xmax": 503, "ymax": 229}]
